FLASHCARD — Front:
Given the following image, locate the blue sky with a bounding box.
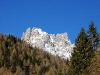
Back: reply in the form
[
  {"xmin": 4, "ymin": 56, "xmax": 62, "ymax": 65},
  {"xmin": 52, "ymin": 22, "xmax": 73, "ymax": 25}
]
[{"xmin": 0, "ymin": 0, "xmax": 100, "ymax": 43}]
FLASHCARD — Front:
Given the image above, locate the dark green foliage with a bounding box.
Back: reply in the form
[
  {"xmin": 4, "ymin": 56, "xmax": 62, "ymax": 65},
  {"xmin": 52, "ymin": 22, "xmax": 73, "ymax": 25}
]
[
  {"xmin": 11, "ymin": 63, "xmax": 16, "ymax": 73},
  {"xmin": 24, "ymin": 66, "xmax": 30, "ymax": 75},
  {"xmin": 36, "ymin": 58, "xmax": 42, "ymax": 66},
  {"xmin": 57, "ymin": 69, "xmax": 63, "ymax": 75},
  {"xmin": 39, "ymin": 66, "xmax": 49, "ymax": 75},
  {"xmin": 68, "ymin": 28, "xmax": 94, "ymax": 75},
  {"xmin": 23, "ymin": 51, "xmax": 28, "ymax": 61},
  {"xmin": 88, "ymin": 21, "xmax": 100, "ymax": 50}
]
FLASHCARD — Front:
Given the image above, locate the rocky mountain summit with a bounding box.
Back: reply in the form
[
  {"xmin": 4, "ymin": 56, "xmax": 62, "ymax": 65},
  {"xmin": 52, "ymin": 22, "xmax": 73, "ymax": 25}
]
[{"xmin": 21, "ymin": 27, "xmax": 74, "ymax": 60}]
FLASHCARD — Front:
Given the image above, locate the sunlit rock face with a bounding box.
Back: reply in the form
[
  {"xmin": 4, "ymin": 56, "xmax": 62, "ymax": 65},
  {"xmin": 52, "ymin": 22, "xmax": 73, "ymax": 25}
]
[{"xmin": 21, "ymin": 27, "xmax": 74, "ymax": 60}]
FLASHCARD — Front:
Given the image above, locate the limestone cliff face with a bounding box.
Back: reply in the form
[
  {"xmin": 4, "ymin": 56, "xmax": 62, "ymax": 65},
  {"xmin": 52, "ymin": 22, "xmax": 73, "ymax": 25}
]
[{"xmin": 21, "ymin": 27, "xmax": 74, "ymax": 60}]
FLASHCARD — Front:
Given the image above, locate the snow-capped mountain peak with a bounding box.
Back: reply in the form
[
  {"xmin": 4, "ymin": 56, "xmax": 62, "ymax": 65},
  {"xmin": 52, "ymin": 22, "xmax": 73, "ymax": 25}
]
[{"xmin": 21, "ymin": 27, "xmax": 74, "ymax": 60}]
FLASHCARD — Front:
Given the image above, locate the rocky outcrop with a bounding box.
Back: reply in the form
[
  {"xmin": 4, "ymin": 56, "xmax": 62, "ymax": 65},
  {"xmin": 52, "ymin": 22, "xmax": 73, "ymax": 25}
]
[{"xmin": 21, "ymin": 27, "xmax": 74, "ymax": 60}]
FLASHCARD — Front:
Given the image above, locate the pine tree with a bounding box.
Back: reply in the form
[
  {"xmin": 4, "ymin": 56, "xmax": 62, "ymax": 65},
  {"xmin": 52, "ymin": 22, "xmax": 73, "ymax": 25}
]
[
  {"xmin": 88, "ymin": 21, "xmax": 100, "ymax": 50},
  {"xmin": 68, "ymin": 28, "xmax": 94, "ymax": 75}
]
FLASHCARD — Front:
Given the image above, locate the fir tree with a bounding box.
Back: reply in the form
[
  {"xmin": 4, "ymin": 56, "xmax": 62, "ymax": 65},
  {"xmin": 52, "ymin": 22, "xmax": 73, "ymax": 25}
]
[
  {"xmin": 68, "ymin": 28, "xmax": 94, "ymax": 75},
  {"xmin": 88, "ymin": 21, "xmax": 100, "ymax": 50}
]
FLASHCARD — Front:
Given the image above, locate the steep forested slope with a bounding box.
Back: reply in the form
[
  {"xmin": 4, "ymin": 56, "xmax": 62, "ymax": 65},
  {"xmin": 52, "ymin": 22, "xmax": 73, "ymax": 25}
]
[{"xmin": 0, "ymin": 33, "xmax": 68, "ymax": 75}]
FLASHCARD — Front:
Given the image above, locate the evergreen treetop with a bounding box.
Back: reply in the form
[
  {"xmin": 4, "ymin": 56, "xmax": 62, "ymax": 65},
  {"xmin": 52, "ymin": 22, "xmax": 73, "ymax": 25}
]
[
  {"xmin": 88, "ymin": 21, "xmax": 100, "ymax": 50},
  {"xmin": 68, "ymin": 28, "xmax": 94, "ymax": 75}
]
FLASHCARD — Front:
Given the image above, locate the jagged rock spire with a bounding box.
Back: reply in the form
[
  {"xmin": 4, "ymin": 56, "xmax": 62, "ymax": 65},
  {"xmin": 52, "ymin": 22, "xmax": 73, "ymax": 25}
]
[{"xmin": 21, "ymin": 27, "xmax": 74, "ymax": 60}]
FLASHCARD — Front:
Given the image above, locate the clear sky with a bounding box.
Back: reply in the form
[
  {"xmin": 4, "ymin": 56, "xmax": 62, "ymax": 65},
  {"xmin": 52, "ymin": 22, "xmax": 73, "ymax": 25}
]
[{"xmin": 0, "ymin": 0, "xmax": 100, "ymax": 43}]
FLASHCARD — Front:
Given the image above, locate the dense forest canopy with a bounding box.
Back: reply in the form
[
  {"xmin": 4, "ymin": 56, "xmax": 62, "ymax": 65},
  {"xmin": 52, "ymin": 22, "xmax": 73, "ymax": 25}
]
[{"xmin": 0, "ymin": 33, "xmax": 69, "ymax": 75}]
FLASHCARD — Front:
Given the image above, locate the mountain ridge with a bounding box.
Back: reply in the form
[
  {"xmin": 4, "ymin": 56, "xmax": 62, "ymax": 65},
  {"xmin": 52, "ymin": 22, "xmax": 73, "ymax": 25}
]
[{"xmin": 21, "ymin": 27, "xmax": 74, "ymax": 60}]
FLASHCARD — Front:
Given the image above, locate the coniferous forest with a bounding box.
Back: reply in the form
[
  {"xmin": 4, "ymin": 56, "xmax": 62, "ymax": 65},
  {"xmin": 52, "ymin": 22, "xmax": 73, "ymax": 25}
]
[
  {"xmin": 68, "ymin": 22, "xmax": 100, "ymax": 75},
  {"xmin": 0, "ymin": 33, "xmax": 69, "ymax": 75},
  {"xmin": 0, "ymin": 21, "xmax": 100, "ymax": 75}
]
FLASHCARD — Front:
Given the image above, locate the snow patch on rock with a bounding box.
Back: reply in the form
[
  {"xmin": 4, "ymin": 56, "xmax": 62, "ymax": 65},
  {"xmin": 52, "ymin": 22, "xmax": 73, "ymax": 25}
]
[{"xmin": 21, "ymin": 27, "xmax": 74, "ymax": 60}]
